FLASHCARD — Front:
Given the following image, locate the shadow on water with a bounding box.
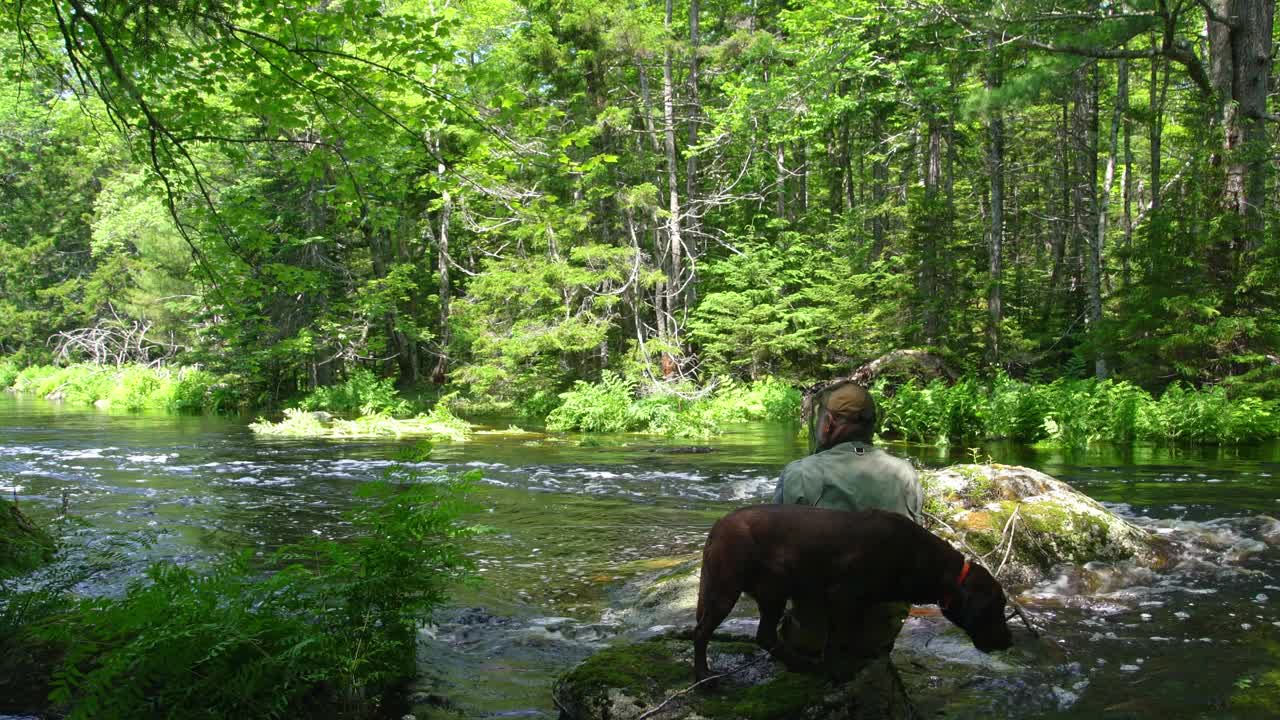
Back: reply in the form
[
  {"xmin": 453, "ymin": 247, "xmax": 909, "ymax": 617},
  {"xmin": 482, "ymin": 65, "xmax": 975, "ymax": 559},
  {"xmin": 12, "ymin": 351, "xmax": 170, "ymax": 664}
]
[{"xmin": 3, "ymin": 395, "xmax": 1280, "ymax": 718}]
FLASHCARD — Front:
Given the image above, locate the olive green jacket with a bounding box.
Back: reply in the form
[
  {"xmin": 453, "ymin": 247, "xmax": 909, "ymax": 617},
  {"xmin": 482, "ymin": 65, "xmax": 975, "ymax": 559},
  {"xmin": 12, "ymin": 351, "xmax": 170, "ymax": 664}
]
[{"xmin": 772, "ymin": 441, "xmax": 922, "ymax": 523}]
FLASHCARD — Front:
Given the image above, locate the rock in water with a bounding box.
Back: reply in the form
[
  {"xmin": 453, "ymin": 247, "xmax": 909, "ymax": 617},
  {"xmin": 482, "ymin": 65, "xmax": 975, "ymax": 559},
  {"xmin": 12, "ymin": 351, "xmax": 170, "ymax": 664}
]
[
  {"xmin": 921, "ymin": 464, "xmax": 1169, "ymax": 586},
  {"xmin": 552, "ymin": 631, "xmax": 913, "ymax": 720}
]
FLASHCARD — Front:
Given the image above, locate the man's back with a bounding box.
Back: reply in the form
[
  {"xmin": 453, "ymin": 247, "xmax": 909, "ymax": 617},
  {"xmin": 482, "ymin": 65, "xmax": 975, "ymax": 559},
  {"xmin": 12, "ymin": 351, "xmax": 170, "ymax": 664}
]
[{"xmin": 773, "ymin": 440, "xmax": 922, "ymax": 523}]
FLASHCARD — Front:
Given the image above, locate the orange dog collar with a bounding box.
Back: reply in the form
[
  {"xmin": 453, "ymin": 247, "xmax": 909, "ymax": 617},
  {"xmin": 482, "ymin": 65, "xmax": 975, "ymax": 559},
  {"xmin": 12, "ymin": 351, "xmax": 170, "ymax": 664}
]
[{"xmin": 940, "ymin": 560, "xmax": 972, "ymax": 610}]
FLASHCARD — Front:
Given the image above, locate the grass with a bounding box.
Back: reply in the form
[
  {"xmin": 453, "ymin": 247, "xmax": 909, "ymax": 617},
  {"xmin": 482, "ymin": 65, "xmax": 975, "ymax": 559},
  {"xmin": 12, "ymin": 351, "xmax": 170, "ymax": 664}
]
[
  {"xmin": 250, "ymin": 396, "xmax": 472, "ymax": 441},
  {"xmin": 3, "ymin": 361, "xmax": 243, "ymax": 413}
]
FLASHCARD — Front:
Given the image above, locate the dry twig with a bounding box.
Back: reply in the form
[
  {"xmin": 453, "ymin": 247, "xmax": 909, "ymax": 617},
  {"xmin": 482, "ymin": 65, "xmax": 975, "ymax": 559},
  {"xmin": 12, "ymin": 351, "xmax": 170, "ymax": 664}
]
[{"xmin": 634, "ymin": 655, "xmax": 765, "ymax": 720}]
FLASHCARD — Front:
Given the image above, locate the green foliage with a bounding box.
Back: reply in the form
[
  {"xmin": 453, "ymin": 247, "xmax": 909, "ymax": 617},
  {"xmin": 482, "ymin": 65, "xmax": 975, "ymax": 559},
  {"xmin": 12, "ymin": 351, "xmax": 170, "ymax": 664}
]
[
  {"xmin": 15, "ymin": 460, "xmax": 477, "ymax": 719},
  {"xmin": 297, "ymin": 368, "xmax": 411, "ymax": 416},
  {"xmin": 878, "ymin": 376, "xmax": 1280, "ymax": 448},
  {"xmin": 0, "ymin": 501, "xmax": 56, "ymax": 579},
  {"xmin": 545, "ymin": 374, "xmax": 801, "ymax": 436},
  {"xmin": 1, "ymin": 0, "xmax": 1278, "ymax": 434},
  {"xmin": 545, "ymin": 373, "xmax": 638, "ymax": 433},
  {"xmin": 251, "ymin": 396, "xmax": 471, "ymax": 441},
  {"xmin": 0, "ymin": 357, "xmax": 19, "ymax": 389},
  {"xmin": 104, "ymin": 366, "xmax": 169, "ymax": 410},
  {"xmin": 5, "ymin": 362, "xmax": 237, "ymax": 414}
]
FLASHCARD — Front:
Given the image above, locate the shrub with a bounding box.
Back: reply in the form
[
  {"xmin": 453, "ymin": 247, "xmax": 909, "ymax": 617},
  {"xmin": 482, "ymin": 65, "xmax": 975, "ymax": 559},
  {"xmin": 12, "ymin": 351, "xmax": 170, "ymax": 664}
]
[
  {"xmin": 28, "ymin": 456, "xmax": 476, "ymax": 719},
  {"xmin": 12, "ymin": 365, "xmax": 63, "ymax": 396},
  {"xmin": 700, "ymin": 377, "xmax": 802, "ymax": 425},
  {"xmin": 58, "ymin": 366, "xmax": 115, "ymax": 405},
  {"xmin": 298, "ymin": 368, "xmax": 410, "ymax": 416},
  {"xmin": 167, "ymin": 369, "xmax": 219, "ymax": 412},
  {"xmin": 546, "ymin": 373, "xmax": 637, "ymax": 433},
  {"xmin": 0, "ymin": 357, "xmax": 20, "ymax": 389},
  {"xmin": 104, "ymin": 365, "xmax": 172, "ymax": 410},
  {"xmin": 545, "ymin": 375, "xmax": 801, "ymax": 437}
]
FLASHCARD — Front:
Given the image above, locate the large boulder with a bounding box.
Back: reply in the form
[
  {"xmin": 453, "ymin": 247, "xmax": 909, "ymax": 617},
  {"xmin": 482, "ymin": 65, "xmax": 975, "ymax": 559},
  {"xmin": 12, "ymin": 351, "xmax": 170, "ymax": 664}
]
[{"xmin": 920, "ymin": 464, "xmax": 1170, "ymax": 586}]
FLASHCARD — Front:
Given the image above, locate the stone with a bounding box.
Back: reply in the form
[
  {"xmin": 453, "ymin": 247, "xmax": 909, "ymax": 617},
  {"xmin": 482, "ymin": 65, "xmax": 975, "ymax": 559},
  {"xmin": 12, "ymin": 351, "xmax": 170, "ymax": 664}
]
[
  {"xmin": 553, "ymin": 621, "xmax": 1079, "ymax": 720},
  {"xmin": 552, "ymin": 631, "xmax": 914, "ymax": 720},
  {"xmin": 921, "ymin": 464, "xmax": 1170, "ymax": 586}
]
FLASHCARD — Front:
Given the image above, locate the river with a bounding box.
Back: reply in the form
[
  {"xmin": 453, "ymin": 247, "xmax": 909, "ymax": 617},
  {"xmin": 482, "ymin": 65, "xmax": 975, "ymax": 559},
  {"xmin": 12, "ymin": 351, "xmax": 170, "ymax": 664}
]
[{"xmin": 2, "ymin": 394, "xmax": 1280, "ymax": 718}]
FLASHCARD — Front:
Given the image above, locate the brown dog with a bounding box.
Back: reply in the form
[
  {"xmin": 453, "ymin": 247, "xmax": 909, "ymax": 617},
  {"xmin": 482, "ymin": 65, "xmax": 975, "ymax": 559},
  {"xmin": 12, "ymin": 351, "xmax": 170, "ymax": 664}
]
[{"xmin": 693, "ymin": 505, "xmax": 1013, "ymax": 681}]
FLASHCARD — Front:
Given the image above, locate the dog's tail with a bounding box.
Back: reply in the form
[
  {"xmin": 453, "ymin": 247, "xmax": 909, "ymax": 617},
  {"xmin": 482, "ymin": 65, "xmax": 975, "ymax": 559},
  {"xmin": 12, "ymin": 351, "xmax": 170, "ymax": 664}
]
[{"xmin": 695, "ymin": 531, "xmax": 712, "ymax": 626}]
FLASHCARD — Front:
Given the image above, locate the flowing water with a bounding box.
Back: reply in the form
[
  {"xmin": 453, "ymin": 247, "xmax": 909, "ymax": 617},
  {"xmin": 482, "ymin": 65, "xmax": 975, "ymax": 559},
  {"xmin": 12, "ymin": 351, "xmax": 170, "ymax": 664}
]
[{"xmin": 3, "ymin": 393, "xmax": 1280, "ymax": 718}]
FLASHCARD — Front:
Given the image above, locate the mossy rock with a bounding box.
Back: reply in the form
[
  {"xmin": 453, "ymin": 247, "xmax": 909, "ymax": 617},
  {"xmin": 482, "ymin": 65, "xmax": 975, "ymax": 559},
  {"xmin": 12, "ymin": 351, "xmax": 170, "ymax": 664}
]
[
  {"xmin": 0, "ymin": 500, "xmax": 55, "ymax": 578},
  {"xmin": 922, "ymin": 464, "xmax": 1168, "ymax": 586},
  {"xmin": 552, "ymin": 631, "xmax": 911, "ymax": 720}
]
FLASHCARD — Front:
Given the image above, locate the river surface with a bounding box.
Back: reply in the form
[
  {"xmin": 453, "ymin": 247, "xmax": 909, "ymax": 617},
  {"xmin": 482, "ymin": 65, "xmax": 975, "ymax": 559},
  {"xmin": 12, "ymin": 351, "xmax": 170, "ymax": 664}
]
[{"xmin": 3, "ymin": 394, "xmax": 1280, "ymax": 718}]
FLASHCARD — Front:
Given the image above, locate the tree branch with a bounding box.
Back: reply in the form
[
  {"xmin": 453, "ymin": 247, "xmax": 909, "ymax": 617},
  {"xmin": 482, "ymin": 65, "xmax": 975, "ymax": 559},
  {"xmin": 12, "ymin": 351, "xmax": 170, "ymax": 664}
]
[{"xmin": 1194, "ymin": 0, "xmax": 1240, "ymax": 29}]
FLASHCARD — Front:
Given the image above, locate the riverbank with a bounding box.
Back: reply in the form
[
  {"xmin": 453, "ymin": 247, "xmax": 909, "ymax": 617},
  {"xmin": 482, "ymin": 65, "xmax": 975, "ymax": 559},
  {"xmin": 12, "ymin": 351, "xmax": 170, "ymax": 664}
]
[
  {"xmin": 4, "ymin": 357, "xmax": 1278, "ymax": 447},
  {"xmin": 0, "ymin": 359, "xmax": 244, "ymax": 413}
]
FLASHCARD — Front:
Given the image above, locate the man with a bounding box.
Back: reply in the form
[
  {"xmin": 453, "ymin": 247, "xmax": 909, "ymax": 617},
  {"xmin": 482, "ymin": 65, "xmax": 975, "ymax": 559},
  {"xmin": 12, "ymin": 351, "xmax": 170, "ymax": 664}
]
[{"xmin": 771, "ymin": 381, "xmax": 922, "ymax": 676}]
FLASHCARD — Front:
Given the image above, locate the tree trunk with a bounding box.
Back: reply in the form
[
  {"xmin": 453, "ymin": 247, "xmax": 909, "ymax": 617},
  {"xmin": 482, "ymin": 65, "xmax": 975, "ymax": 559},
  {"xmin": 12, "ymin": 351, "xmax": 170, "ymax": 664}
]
[
  {"xmin": 685, "ymin": 0, "xmax": 701, "ymax": 256},
  {"xmin": 1149, "ymin": 40, "xmax": 1164, "ymax": 216},
  {"xmin": 869, "ymin": 114, "xmax": 888, "ymax": 261},
  {"xmin": 921, "ymin": 117, "xmax": 943, "ymax": 345},
  {"xmin": 661, "ymin": 0, "xmax": 684, "ymax": 374},
  {"xmin": 1045, "ymin": 100, "xmax": 1070, "ymax": 323},
  {"xmin": 431, "ymin": 189, "xmax": 452, "ymax": 385},
  {"xmin": 986, "ymin": 35, "xmax": 1004, "ymax": 366},
  {"xmin": 1122, "ymin": 58, "xmax": 1134, "ymax": 289},
  {"xmin": 1091, "ymin": 61, "xmax": 1124, "ymax": 380},
  {"xmin": 1207, "ymin": 0, "xmax": 1274, "ymax": 294}
]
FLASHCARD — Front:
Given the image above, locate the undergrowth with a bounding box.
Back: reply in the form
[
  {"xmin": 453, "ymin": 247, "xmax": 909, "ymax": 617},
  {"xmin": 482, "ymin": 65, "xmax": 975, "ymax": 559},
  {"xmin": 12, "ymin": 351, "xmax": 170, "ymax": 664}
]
[
  {"xmin": 296, "ymin": 368, "xmax": 411, "ymax": 416},
  {"xmin": 0, "ymin": 446, "xmax": 477, "ymax": 719},
  {"xmin": 3, "ymin": 361, "xmax": 243, "ymax": 413},
  {"xmin": 876, "ymin": 374, "xmax": 1280, "ymax": 448},
  {"xmin": 544, "ymin": 373, "xmax": 802, "ymax": 437},
  {"xmin": 251, "ymin": 393, "xmax": 471, "ymax": 440}
]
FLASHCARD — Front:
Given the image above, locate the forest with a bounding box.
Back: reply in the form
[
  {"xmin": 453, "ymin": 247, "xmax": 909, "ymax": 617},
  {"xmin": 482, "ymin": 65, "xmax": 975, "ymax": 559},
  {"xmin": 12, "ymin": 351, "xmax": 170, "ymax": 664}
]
[
  {"xmin": 5, "ymin": 4, "xmax": 1280, "ymax": 718},
  {"xmin": 1, "ymin": 0, "xmax": 1278, "ymax": 417}
]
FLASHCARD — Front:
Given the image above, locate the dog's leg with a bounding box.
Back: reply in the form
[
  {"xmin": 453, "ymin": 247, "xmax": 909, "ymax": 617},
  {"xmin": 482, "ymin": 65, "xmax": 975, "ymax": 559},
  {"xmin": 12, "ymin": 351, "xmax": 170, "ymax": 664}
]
[
  {"xmin": 694, "ymin": 582, "xmax": 740, "ymax": 682},
  {"xmin": 753, "ymin": 588, "xmax": 816, "ymax": 671}
]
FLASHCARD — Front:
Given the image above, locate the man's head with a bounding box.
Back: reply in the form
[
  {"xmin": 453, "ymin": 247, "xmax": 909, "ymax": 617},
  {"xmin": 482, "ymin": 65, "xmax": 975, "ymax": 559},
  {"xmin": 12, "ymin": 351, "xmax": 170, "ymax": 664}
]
[{"xmin": 815, "ymin": 383, "xmax": 877, "ymax": 450}]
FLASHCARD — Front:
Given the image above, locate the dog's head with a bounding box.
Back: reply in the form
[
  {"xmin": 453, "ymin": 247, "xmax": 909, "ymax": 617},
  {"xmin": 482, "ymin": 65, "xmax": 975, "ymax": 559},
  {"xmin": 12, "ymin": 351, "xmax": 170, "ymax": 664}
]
[{"xmin": 940, "ymin": 561, "xmax": 1014, "ymax": 652}]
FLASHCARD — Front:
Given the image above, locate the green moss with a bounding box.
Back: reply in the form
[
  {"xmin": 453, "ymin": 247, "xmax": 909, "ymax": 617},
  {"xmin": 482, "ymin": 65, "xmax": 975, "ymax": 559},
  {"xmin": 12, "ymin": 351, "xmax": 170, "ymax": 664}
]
[
  {"xmin": 955, "ymin": 466, "xmax": 997, "ymax": 506},
  {"xmin": 557, "ymin": 638, "xmax": 692, "ymax": 701},
  {"xmin": 250, "ymin": 407, "xmax": 471, "ymax": 441},
  {"xmin": 0, "ymin": 501, "xmax": 55, "ymax": 578},
  {"xmin": 696, "ymin": 672, "xmax": 830, "ymax": 720},
  {"xmin": 1230, "ymin": 669, "xmax": 1280, "ymax": 716}
]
